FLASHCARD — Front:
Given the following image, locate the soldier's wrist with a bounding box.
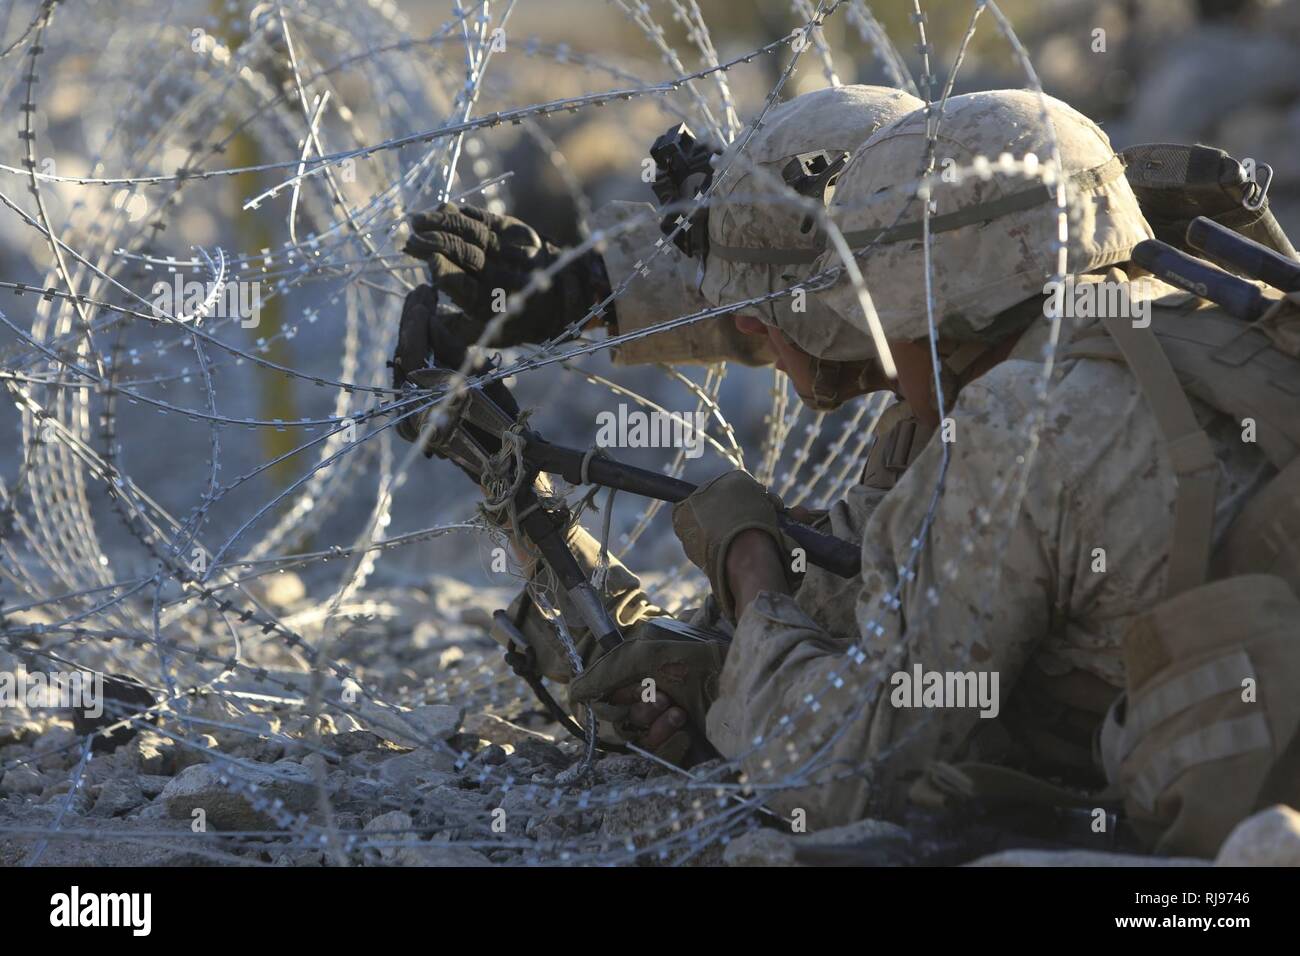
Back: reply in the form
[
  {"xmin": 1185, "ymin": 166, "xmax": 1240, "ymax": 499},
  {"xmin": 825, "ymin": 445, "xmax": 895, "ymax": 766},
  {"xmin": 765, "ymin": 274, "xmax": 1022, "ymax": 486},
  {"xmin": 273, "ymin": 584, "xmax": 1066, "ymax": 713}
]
[{"xmin": 725, "ymin": 529, "xmax": 790, "ymax": 616}]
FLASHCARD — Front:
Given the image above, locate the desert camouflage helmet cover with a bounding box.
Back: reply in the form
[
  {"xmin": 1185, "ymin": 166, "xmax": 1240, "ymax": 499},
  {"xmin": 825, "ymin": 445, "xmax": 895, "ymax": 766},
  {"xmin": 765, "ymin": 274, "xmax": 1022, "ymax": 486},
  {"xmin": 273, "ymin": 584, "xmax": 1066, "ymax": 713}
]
[
  {"xmin": 699, "ymin": 85, "xmax": 923, "ymax": 359},
  {"xmin": 806, "ymin": 88, "xmax": 1153, "ymax": 354}
]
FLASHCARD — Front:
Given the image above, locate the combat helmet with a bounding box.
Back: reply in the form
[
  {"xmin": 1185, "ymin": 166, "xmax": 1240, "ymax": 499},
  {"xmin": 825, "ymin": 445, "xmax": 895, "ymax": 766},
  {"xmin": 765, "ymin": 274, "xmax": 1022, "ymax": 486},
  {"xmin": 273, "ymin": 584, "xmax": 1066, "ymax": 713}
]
[
  {"xmin": 652, "ymin": 91, "xmax": 917, "ymax": 304},
  {"xmin": 648, "ymin": 84, "xmax": 922, "ymax": 407},
  {"xmin": 812, "ymin": 88, "xmax": 1153, "ymax": 351}
]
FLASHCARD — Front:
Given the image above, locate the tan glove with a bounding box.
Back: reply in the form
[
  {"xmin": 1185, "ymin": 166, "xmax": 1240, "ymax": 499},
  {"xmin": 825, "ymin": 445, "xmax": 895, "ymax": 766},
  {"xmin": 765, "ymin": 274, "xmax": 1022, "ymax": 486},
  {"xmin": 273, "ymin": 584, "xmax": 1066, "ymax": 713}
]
[
  {"xmin": 671, "ymin": 470, "xmax": 786, "ymax": 621},
  {"xmin": 568, "ymin": 621, "xmax": 726, "ymax": 767}
]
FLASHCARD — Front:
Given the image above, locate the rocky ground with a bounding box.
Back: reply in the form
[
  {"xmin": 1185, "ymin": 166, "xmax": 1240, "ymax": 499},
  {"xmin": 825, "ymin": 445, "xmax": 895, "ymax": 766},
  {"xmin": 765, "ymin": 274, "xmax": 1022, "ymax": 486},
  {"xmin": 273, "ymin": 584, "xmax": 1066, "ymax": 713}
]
[
  {"xmin": 0, "ymin": 571, "xmax": 736, "ymax": 867},
  {"xmin": 3, "ymin": 570, "xmax": 1298, "ymax": 867}
]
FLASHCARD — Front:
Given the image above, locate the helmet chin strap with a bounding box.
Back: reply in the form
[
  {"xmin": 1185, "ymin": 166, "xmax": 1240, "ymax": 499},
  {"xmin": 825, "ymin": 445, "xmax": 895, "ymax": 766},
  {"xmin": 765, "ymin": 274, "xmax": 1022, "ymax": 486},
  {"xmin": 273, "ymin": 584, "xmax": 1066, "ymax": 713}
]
[
  {"xmin": 801, "ymin": 340, "xmax": 993, "ymax": 413},
  {"xmin": 802, "ymin": 355, "xmax": 856, "ymax": 411}
]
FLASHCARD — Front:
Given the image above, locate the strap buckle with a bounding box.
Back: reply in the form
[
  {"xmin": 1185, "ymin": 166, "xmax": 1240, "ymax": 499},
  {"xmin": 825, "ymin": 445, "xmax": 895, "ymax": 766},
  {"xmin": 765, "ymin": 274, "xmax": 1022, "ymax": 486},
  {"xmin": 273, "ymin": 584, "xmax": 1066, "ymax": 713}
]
[{"xmin": 1242, "ymin": 162, "xmax": 1273, "ymax": 212}]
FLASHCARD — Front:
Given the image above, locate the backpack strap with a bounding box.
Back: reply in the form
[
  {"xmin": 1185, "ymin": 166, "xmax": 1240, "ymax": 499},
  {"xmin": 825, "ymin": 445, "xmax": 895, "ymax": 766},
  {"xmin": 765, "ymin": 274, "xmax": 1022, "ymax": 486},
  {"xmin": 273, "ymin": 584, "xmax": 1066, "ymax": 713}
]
[
  {"xmin": 1216, "ymin": 453, "xmax": 1300, "ymax": 589},
  {"xmin": 1103, "ymin": 648, "xmax": 1257, "ymax": 768},
  {"xmin": 1129, "ymin": 713, "xmax": 1273, "ymax": 812},
  {"xmin": 1097, "ymin": 313, "xmax": 1220, "ymax": 596}
]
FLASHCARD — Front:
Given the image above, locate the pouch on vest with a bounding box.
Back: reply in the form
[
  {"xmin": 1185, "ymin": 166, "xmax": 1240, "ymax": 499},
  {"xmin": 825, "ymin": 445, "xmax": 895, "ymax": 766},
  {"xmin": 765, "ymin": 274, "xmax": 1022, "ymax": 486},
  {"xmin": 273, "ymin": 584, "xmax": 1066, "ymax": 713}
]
[
  {"xmin": 1099, "ymin": 575, "xmax": 1300, "ymax": 857},
  {"xmin": 1122, "ymin": 142, "xmax": 1297, "ymax": 262},
  {"xmin": 1073, "ymin": 299, "xmax": 1300, "ymax": 857}
]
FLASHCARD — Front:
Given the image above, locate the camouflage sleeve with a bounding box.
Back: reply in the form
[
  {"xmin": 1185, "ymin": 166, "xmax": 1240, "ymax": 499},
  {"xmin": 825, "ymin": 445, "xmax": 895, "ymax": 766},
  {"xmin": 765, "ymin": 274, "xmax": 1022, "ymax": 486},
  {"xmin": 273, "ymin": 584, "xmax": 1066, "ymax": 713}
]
[
  {"xmin": 705, "ymin": 380, "xmax": 1058, "ymax": 828},
  {"xmin": 792, "ymin": 400, "xmax": 934, "ymax": 636},
  {"xmin": 590, "ymin": 201, "xmax": 774, "ymax": 367}
]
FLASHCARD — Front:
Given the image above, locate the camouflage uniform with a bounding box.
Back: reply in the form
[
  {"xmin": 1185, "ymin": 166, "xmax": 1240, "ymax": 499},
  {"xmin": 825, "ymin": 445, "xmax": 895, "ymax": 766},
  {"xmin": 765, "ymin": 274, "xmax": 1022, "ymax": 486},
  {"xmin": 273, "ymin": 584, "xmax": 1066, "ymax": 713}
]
[
  {"xmin": 701, "ymin": 89, "xmax": 1282, "ymax": 827},
  {"xmin": 708, "ymin": 286, "xmax": 1273, "ymax": 826}
]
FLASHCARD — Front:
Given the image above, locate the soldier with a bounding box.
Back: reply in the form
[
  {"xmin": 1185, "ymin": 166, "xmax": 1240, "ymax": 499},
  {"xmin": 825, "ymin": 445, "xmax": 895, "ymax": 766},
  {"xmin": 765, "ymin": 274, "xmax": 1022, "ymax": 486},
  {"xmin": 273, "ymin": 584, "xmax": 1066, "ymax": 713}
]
[
  {"xmin": 576, "ymin": 87, "xmax": 1300, "ymax": 856},
  {"xmin": 399, "ymin": 85, "xmax": 1300, "ymax": 856},
  {"xmin": 395, "ymin": 84, "xmax": 926, "ymax": 764}
]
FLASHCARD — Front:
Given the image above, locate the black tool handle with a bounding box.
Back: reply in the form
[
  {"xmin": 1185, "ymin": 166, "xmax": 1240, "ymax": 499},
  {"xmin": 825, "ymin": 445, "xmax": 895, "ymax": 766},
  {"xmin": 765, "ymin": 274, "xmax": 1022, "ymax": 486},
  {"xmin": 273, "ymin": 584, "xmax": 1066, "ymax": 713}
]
[
  {"xmin": 1185, "ymin": 216, "xmax": 1300, "ymax": 293},
  {"xmin": 776, "ymin": 515, "xmax": 861, "ymax": 578},
  {"xmin": 1132, "ymin": 238, "xmax": 1267, "ymax": 321},
  {"xmin": 524, "ymin": 439, "xmax": 862, "ymax": 579}
]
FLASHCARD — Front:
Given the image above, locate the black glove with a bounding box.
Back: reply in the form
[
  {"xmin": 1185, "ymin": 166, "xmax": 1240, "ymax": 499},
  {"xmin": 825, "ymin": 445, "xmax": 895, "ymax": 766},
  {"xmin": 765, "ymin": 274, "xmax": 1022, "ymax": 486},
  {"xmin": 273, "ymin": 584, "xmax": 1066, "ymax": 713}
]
[
  {"xmin": 390, "ymin": 284, "xmax": 520, "ymax": 457},
  {"xmin": 403, "ymin": 203, "xmax": 612, "ymax": 347}
]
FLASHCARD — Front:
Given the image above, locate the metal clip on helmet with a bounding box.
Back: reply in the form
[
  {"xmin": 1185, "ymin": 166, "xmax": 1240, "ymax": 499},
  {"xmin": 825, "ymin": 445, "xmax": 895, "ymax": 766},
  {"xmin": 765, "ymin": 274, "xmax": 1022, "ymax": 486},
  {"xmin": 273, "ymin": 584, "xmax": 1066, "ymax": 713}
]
[
  {"xmin": 649, "ymin": 123, "xmax": 721, "ymax": 261},
  {"xmin": 781, "ymin": 149, "xmax": 849, "ymax": 233}
]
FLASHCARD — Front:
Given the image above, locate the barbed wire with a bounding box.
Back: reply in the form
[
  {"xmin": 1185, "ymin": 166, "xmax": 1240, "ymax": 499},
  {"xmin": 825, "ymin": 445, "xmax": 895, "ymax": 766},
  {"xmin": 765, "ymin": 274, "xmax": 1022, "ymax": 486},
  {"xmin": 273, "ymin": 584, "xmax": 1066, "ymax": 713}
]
[{"xmin": 0, "ymin": 0, "xmax": 1113, "ymax": 867}]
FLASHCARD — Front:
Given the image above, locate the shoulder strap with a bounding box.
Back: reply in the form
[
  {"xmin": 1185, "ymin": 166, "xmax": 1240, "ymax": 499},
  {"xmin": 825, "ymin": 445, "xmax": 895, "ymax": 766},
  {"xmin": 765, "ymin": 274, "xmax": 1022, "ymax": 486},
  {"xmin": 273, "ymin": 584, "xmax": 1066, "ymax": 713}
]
[{"xmin": 1098, "ymin": 314, "xmax": 1219, "ymax": 597}]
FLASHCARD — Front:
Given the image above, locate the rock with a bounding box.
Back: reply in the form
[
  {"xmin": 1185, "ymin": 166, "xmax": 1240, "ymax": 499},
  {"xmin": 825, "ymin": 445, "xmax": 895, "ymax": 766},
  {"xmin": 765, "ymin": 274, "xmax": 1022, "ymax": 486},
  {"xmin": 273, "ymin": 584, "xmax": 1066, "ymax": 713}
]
[
  {"xmin": 724, "ymin": 818, "xmax": 909, "ymax": 867},
  {"xmin": 969, "ymin": 850, "xmax": 1209, "ymax": 867},
  {"xmin": 91, "ymin": 777, "xmax": 145, "ymax": 818},
  {"xmin": 133, "ymin": 800, "xmax": 169, "ymax": 820},
  {"xmin": 32, "ymin": 724, "xmax": 75, "ymax": 761},
  {"xmin": 0, "ymin": 815, "xmax": 198, "ymax": 866},
  {"xmin": 361, "ymin": 809, "xmax": 491, "ymax": 866},
  {"xmin": 38, "ymin": 780, "xmax": 92, "ymax": 814},
  {"xmin": 377, "ymin": 748, "xmax": 458, "ymax": 789},
  {"xmin": 232, "ymin": 736, "xmax": 285, "ymax": 763},
  {"xmin": 335, "ymin": 730, "xmax": 388, "ymax": 755},
  {"xmin": 423, "ymin": 785, "xmax": 492, "ymax": 822},
  {"xmin": 365, "ymin": 810, "xmax": 416, "ymax": 861},
  {"xmin": 471, "ymin": 744, "xmax": 510, "ymax": 767},
  {"xmin": 137, "ymin": 775, "xmax": 171, "ymax": 798},
  {"xmin": 358, "ymin": 702, "xmax": 463, "ymax": 748},
  {"xmin": 331, "ymin": 711, "xmax": 364, "ymax": 734},
  {"xmin": 390, "ymin": 844, "xmax": 491, "ymax": 867},
  {"xmin": 494, "ymin": 787, "xmax": 547, "ymax": 832},
  {"xmin": 273, "ymin": 849, "xmax": 325, "ymax": 867},
  {"xmin": 593, "ymin": 753, "xmax": 659, "ymax": 783},
  {"xmin": 513, "ymin": 738, "xmax": 568, "ymax": 771},
  {"xmin": 162, "ymin": 760, "xmax": 319, "ymax": 831},
  {"xmin": 300, "ymin": 752, "xmax": 329, "ymax": 778},
  {"xmin": 397, "ymin": 704, "xmax": 464, "ymax": 744},
  {"xmin": 281, "ymin": 713, "xmax": 338, "ymax": 739},
  {"xmin": 1215, "ymin": 805, "xmax": 1300, "ymax": 867},
  {"xmin": 171, "ymin": 734, "xmax": 219, "ymax": 772},
  {"xmin": 40, "ymin": 780, "xmax": 73, "ymax": 802},
  {"xmin": 264, "ymin": 571, "xmax": 306, "ymax": 608},
  {"xmin": 211, "ymin": 711, "xmax": 281, "ymax": 752},
  {"xmin": 464, "ymin": 712, "xmax": 555, "ymax": 749},
  {"xmin": 0, "ymin": 719, "xmax": 42, "ymax": 748},
  {"xmin": 1, "ymin": 766, "xmax": 45, "ymax": 796},
  {"xmin": 35, "ymin": 745, "xmax": 75, "ymax": 774},
  {"xmin": 599, "ymin": 782, "xmax": 696, "ymax": 858},
  {"xmin": 724, "ymin": 828, "xmax": 796, "ymax": 867},
  {"xmin": 83, "ymin": 748, "xmax": 140, "ymax": 785},
  {"xmin": 131, "ymin": 732, "xmax": 173, "ymax": 775}
]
